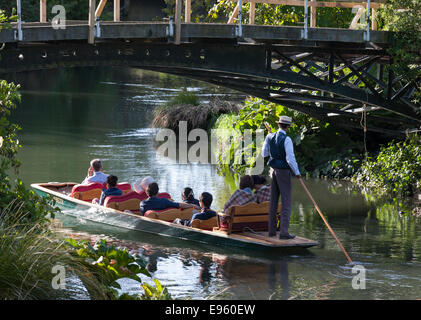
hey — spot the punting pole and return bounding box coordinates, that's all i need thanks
[263,122,353,264]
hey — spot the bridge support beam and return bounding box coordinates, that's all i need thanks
[88,0,96,44]
[175,0,182,44]
[114,0,120,22]
[185,0,191,23]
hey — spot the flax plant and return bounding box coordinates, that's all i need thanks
[0,200,108,300]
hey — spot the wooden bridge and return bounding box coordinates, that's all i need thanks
[0,0,419,136]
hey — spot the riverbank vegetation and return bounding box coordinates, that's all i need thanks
[353,135,421,198]
[213,96,365,179]
[1,75,171,299]
[212,96,420,203]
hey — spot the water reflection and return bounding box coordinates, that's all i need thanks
[7,67,421,299]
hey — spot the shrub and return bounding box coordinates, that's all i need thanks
[353,135,421,197]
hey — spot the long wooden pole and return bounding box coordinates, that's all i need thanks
[95,0,108,18]
[298,177,353,264]
[263,122,353,264]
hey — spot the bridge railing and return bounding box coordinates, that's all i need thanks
[24,0,387,44]
[179,0,386,42]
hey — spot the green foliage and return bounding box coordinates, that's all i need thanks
[141,278,172,300]
[0,7,17,30]
[66,239,172,300]
[165,87,200,107]
[353,135,421,197]
[163,0,218,22]
[378,0,421,104]
[213,97,364,178]
[208,1,353,28]
[0,80,58,224]
[0,0,115,22]
[0,201,108,300]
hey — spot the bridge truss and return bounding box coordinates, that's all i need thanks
[1,39,419,136]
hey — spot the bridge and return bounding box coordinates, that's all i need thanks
[0,0,420,136]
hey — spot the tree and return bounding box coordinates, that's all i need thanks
[378,0,421,104]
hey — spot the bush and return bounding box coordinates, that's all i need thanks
[0,80,58,223]
[213,97,364,177]
[353,135,421,197]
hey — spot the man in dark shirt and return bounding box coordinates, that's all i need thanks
[140,182,199,215]
[99,175,122,205]
[186,192,216,227]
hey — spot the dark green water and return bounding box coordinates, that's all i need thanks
[6,67,421,300]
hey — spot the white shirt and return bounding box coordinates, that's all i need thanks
[262,129,300,176]
[81,171,109,185]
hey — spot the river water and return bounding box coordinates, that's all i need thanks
[6,67,421,300]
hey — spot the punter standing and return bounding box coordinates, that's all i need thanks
[262,116,301,239]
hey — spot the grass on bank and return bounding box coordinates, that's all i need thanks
[0,199,172,300]
[152,91,240,132]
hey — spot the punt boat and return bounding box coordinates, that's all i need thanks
[31,182,319,251]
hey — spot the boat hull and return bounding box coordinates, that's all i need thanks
[32,183,319,251]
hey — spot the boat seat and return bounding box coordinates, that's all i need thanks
[116,182,132,194]
[145,207,194,222]
[215,201,282,234]
[190,216,218,231]
[104,191,173,214]
[135,190,172,200]
[71,183,104,202]
[104,191,147,213]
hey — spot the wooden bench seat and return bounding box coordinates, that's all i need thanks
[145,207,194,222]
[104,191,172,214]
[71,182,104,202]
[215,201,281,234]
[190,216,218,231]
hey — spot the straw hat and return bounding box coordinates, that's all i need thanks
[276,116,292,125]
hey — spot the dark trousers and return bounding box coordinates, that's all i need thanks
[268,168,292,236]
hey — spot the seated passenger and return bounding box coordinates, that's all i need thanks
[177,192,216,227]
[181,187,200,207]
[82,159,108,185]
[140,182,199,216]
[252,175,271,203]
[223,175,256,213]
[133,176,155,194]
[93,175,123,205]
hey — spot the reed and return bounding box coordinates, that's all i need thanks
[0,200,108,300]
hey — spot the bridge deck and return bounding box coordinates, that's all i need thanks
[0,21,389,45]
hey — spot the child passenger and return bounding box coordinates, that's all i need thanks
[93,175,123,205]
[181,187,200,207]
[175,192,216,227]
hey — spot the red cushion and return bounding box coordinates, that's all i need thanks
[71,182,104,195]
[116,182,132,191]
[103,191,148,207]
[134,190,171,198]
[157,192,171,199]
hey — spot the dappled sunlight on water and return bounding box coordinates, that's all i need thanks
[8,67,421,300]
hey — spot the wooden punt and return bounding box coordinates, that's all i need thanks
[31,182,319,251]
